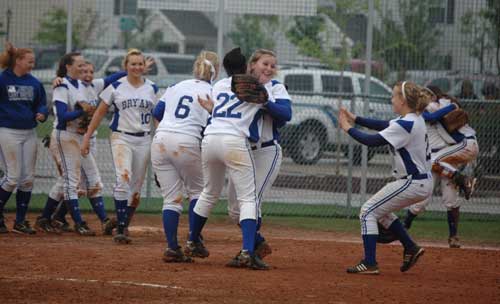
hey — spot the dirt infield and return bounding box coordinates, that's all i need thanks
[1,213,499,304]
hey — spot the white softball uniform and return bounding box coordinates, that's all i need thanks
[151,79,211,214]
[410,100,479,214]
[227,80,291,221]
[51,77,102,200]
[361,113,433,234]
[194,77,264,222]
[100,77,157,203]
[0,128,37,192]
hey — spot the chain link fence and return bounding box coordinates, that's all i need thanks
[1,0,499,220]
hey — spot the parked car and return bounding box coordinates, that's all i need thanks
[275,68,394,165]
[30,46,65,84]
[426,73,500,100]
[81,49,196,88]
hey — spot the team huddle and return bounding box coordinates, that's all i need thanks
[0,41,477,273]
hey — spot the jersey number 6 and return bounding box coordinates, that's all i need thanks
[175,95,193,119]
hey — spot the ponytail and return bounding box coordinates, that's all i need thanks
[56,52,81,77]
[193,51,219,82]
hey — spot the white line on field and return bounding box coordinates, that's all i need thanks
[0,275,183,290]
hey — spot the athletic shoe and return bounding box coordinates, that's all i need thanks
[0,218,8,233]
[74,221,96,236]
[113,233,131,244]
[226,250,270,270]
[400,245,425,272]
[35,217,59,233]
[163,247,193,263]
[52,219,74,233]
[448,236,461,248]
[346,260,380,275]
[12,221,36,235]
[255,240,272,259]
[184,240,210,258]
[102,217,117,236]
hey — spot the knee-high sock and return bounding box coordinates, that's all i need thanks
[404,210,418,229]
[126,206,136,226]
[189,210,207,242]
[114,199,128,230]
[53,200,69,222]
[66,199,83,224]
[362,234,377,266]
[389,219,416,250]
[255,217,265,245]
[188,199,197,239]
[162,210,180,249]
[447,207,460,237]
[15,190,31,223]
[0,187,13,218]
[89,197,107,222]
[41,197,59,220]
[240,219,257,255]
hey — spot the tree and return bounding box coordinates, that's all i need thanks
[483,0,500,74]
[35,7,97,49]
[460,10,494,73]
[374,0,442,74]
[228,15,279,58]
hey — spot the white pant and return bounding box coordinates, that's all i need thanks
[227,144,282,222]
[151,131,203,214]
[110,132,151,205]
[194,134,258,222]
[51,130,102,201]
[0,128,37,192]
[361,176,433,234]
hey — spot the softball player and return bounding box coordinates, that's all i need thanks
[40,52,104,236]
[339,81,432,274]
[37,62,125,234]
[82,49,158,244]
[405,87,478,248]
[151,51,219,263]
[0,42,48,234]
[226,49,292,261]
[187,47,269,269]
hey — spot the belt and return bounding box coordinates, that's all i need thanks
[431,148,441,153]
[466,136,476,140]
[401,173,429,180]
[251,140,277,150]
[116,130,151,137]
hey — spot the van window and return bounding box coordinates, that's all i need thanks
[358,79,390,96]
[160,58,194,74]
[321,75,353,93]
[284,74,313,93]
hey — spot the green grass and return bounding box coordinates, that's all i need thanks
[4,193,500,245]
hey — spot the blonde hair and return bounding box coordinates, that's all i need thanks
[395,81,430,114]
[0,42,34,70]
[122,48,145,70]
[248,49,278,78]
[193,51,219,82]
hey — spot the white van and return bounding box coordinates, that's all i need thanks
[81,49,196,88]
[275,68,394,165]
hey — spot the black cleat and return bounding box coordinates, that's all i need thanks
[12,221,36,235]
[347,260,380,275]
[226,250,270,270]
[163,247,193,263]
[184,240,210,258]
[400,245,425,272]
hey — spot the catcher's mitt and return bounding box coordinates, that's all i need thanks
[377,223,399,244]
[441,107,469,133]
[231,74,268,104]
[75,101,96,135]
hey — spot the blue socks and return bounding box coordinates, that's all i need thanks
[42,197,60,220]
[389,219,416,250]
[66,199,83,224]
[162,209,180,249]
[362,234,377,266]
[189,211,207,242]
[404,210,417,229]
[54,201,68,222]
[240,219,257,255]
[89,197,107,222]
[15,190,31,224]
[114,199,128,228]
[0,187,13,217]
[447,208,459,237]
[255,217,265,246]
[126,206,136,225]
[188,199,197,238]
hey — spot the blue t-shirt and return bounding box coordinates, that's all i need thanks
[0,69,48,129]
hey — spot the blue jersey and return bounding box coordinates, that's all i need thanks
[0,69,48,129]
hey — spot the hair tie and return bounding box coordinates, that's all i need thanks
[204,59,216,82]
[402,81,407,101]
